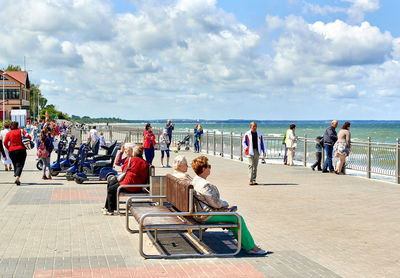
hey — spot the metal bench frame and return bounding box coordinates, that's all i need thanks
[126,188,242,259]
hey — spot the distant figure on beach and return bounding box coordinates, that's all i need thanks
[1,122,12,172]
[334,122,351,175]
[194,125,203,153]
[172,155,192,181]
[285,124,297,166]
[159,131,170,167]
[243,122,266,185]
[191,156,267,255]
[143,123,156,165]
[3,121,31,185]
[311,136,323,171]
[164,120,174,147]
[322,120,338,173]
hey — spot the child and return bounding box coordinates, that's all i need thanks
[159,131,170,167]
[99,132,106,147]
[311,136,323,171]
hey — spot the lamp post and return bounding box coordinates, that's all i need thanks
[2,71,6,125]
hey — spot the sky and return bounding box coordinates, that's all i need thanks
[1,0,399,120]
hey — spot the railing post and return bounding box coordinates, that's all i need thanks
[221,131,224,157]
[213,131,216,155]
[240,133,243,161]
[230,132,233,159]
[367,137,371,179]
[303,134,307,167]
[109,126,113,141]
[206,131,209,154]
[396,138,400,184]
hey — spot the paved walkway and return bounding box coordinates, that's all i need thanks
[0,148,399,278]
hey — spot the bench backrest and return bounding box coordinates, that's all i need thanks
[166,173,193,212]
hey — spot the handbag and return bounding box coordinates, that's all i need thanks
[117,157,131,182]
[21,130,34,150]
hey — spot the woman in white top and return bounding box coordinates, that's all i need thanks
[191,155,267,255]
[285,124,296,166]
[0,122,12,171]
[333,122,351,175]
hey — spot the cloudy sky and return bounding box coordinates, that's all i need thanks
[1,0,399,120]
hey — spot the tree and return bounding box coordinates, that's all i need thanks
[30,83,48,117]
[4,65,22,71]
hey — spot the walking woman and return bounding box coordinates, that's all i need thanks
[4,122,31,185]
[143,123,156,165]
[39,129,53,179]
[285,124,296,166]
[334,122,351,175]
[1,122,12,171]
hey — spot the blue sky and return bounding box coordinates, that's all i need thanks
[1,0,399,120]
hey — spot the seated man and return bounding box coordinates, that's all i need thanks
[103,143,149,215]
[172,155,192,181]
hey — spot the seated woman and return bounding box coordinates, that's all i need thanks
[103,143,149,215]
[191,156,267,255]
[172,155,192,181]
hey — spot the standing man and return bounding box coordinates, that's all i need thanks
[88,125,100,147]
[322,120,338,173]
[164,120,174,148]
[243,122,266,185]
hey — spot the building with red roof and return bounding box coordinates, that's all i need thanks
[0,70,30,121]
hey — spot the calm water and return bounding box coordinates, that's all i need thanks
[123,121,400,143]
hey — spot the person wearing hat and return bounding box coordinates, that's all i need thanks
[311,136,323,171]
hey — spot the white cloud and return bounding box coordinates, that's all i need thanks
[304,0,380,24]
[0,0,399,119]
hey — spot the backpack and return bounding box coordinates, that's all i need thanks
[37,142,49,158]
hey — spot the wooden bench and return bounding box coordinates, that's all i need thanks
[125,173,242,259]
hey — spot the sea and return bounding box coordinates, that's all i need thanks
[121,121,400,144]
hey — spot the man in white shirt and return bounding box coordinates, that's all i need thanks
[88,126,100,146]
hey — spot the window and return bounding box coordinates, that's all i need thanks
[0,75,8,80]
[0,89,20,99]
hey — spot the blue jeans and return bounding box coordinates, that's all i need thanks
[194,137,200,152]
[323,145,334,172]
[144,146,154,165]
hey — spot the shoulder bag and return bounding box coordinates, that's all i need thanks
[21,130,34,150]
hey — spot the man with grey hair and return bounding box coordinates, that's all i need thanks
[322,120,338,173]
[172,155,192,181]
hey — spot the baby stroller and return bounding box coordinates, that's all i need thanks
[176,135,190,151]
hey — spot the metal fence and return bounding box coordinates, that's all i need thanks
[71,126,400,184]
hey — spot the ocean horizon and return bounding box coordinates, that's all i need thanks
[115,120,400,144]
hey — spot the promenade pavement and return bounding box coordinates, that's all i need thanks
[0,148,399,278]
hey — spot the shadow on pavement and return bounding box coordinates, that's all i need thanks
[253,183,298,186]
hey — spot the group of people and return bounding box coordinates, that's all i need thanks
[0,119,73,185]
[102,139,268,255]
[316,120,352,175]
[279,120,352,174]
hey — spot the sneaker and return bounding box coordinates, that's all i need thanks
[247,248,268,255]
[42,176,48,180]
[311,166,315,171]
[47,176,52,180]
[103,210,113,215]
